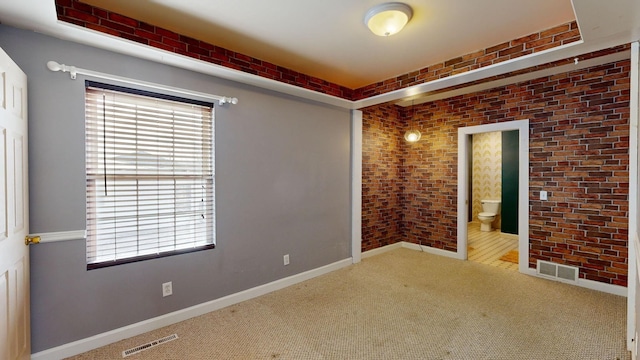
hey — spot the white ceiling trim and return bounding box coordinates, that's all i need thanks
[358,36,632,109]
[395,51,630,107]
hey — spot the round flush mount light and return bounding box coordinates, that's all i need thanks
[364,2,413,37]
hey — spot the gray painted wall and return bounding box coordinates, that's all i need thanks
[0,25,352,353]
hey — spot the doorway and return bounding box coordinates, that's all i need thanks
[466,130,518,269]
[456,120,529,273]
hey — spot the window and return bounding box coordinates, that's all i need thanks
[85,81,215,269]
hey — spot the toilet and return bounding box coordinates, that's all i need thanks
[478,199,501,232]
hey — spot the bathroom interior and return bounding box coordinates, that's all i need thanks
[468,130,519,271]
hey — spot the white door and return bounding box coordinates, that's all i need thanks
[0,47,30,359]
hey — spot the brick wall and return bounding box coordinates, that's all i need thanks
[362,104,405,251]
[400,104,459,252]
[362,59,630,286]
[529,61,630,286]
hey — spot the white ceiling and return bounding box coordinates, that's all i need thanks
[78,0,577,89]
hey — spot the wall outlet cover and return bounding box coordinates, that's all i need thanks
[162,281,173,297]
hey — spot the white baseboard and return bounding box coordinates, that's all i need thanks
[521,268,627,297]
[360,242,462,260]
[400,242,462,259]
[361,242,402,259]
[31,257,353,360]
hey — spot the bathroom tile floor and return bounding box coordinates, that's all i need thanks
[467,221,519,271]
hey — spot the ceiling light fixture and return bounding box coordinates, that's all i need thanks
[364,2,413,37]
[404,129,421,142]
[404,100,421,142]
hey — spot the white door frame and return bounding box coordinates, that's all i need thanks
[457,120,530,273]
[627,41,639,356]
[351,109,363,264]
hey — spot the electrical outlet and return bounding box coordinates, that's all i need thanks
[162,281,173,297]
[283,254,290,266]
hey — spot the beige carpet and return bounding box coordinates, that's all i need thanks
[67,248,630,359]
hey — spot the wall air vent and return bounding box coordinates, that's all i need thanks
[122,334,178,358]
[536,260,579,284]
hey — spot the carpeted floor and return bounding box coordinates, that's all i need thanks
[68,248,630,359]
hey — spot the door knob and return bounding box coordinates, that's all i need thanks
[25,235,41,246]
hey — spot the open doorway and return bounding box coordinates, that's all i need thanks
[456,120,530,273]
[466,130,518,270]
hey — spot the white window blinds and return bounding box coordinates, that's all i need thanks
[85,82,215,269]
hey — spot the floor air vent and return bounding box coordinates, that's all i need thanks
[536,260,578,283]
[122,334,178,358]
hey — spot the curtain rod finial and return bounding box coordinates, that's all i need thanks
[46,61,61,72]
[47,60,77,79]
[218,97,238,106]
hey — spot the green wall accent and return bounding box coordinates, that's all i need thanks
[501,130,519,234]
[468,136,473,222]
